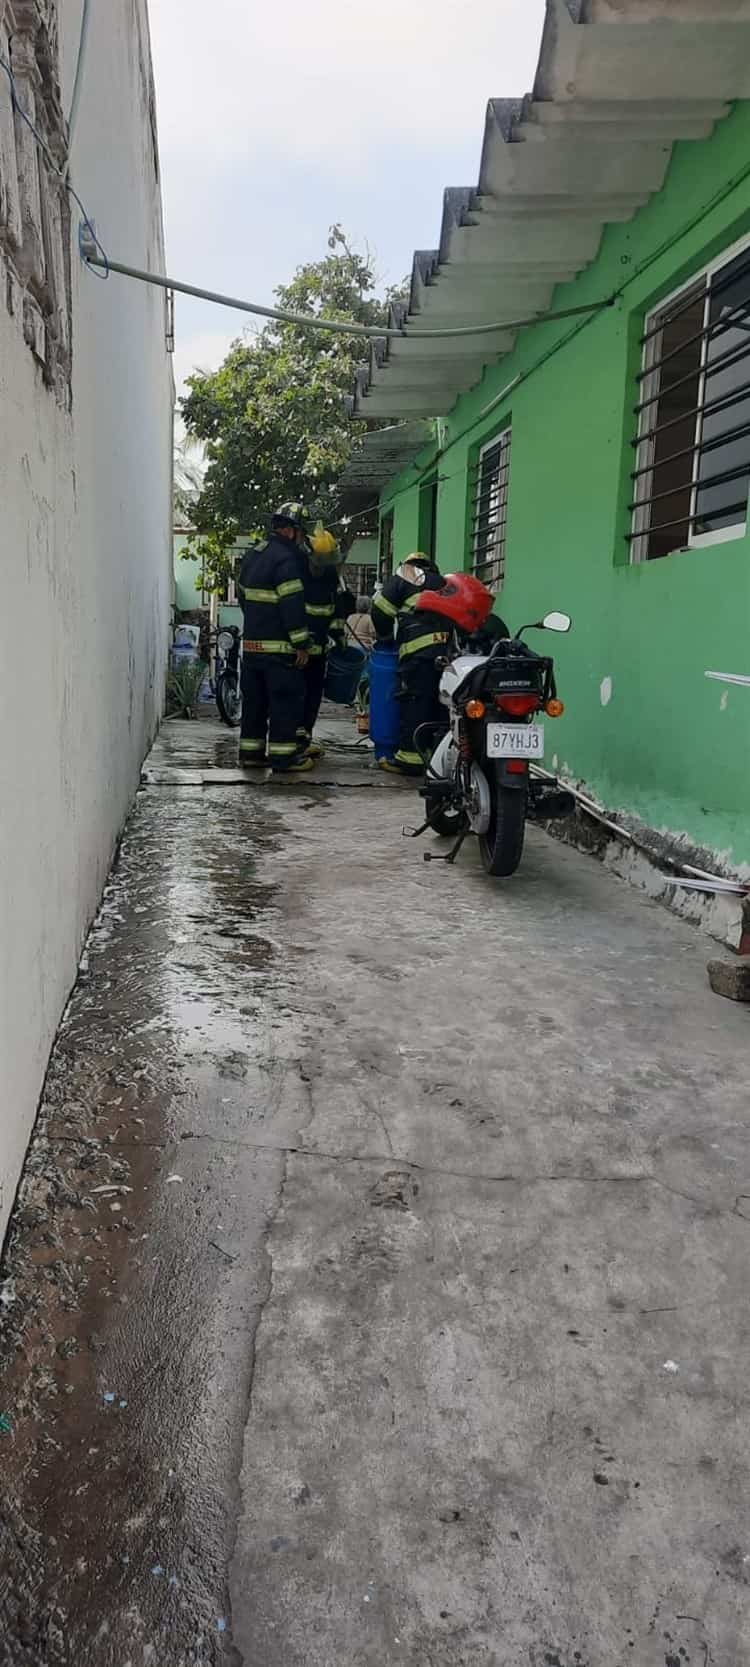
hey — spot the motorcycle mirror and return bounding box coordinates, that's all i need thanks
[541,611,572,633]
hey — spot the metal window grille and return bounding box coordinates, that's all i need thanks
[471,428,511,592]
[629,241,750,562]
[345,561,377,596]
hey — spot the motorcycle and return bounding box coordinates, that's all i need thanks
[214,626,242,728]
[412,607,575,878]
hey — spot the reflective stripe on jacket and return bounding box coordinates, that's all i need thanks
[237,536,309,656]
[302,565,356,654]
[372,572,449,661]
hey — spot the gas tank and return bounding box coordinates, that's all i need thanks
[439,653,490,708]
[369,643,400,760]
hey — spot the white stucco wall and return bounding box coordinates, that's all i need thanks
[0,0,172,1243]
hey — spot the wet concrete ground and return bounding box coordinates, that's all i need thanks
[1,712,750,1667]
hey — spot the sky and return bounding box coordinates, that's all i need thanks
[148,0,546,406]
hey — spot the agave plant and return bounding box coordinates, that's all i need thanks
[166,658,207,719]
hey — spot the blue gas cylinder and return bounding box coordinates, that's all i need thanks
[369,643,400,760]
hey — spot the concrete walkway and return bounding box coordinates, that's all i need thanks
[1,713,749,1667]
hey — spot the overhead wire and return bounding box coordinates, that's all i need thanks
[0,41,616,338]
[0,42,613,337]
[66,0,91,156]
[433,146,750,464]
[0,41,611,343]
[10,19,750,549]
[78,246,614,342]
[339,154,750,538]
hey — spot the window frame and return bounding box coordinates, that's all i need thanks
[418,474,439,562]
[631,230,750,564]
[379,511,394,581]
[470,425,512,594]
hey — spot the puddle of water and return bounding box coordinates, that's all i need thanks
[0,786,295,1665]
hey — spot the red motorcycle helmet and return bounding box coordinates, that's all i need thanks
[415,572,494,634]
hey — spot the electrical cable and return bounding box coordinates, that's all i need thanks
[78,244,613,341]
[339,141,750,520]
[66,0,91,155]
[0,50,109,277]
[2,40,611,339]
[435,148,750,462]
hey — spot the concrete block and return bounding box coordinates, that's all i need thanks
[707,957,750,1002]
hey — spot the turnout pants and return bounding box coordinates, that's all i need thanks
[396,653,445,774]
[240,653,305,768]
[300,654,327,743]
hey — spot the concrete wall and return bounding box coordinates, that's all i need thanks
[381,100,750,877]
[0,0,172,1241]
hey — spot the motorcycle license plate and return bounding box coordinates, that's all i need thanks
[486,724,544,759]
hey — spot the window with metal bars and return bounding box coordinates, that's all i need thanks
[471,427,512,591]
[630,238,750,562]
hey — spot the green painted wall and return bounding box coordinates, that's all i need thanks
[173,533,204,612]
[388,469,424,563]
[381,101,750,868]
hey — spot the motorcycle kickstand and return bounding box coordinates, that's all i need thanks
[423,824,471,866]
[403,804,459,838]
[402,818,433,839]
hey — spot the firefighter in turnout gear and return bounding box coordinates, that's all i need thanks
[298,526,356,759]
[237,503,314,773]
[371,553,450,775]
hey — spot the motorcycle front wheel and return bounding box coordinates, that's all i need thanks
[478,764,527,876]
[216,671,242,728]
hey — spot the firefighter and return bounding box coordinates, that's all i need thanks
[298,525,356,758]
[236,503,314,774]
[371,552,451,775]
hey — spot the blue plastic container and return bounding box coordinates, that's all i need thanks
[369,643,400,760]
[324,643,367,705]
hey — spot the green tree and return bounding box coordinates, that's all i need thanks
[180,227,408,538]
[173,431,206,523]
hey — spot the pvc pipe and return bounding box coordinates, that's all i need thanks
[67,0,91,153]
[79,235,613,344]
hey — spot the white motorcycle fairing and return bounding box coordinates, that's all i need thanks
[438,653,490,709]
[427,730,456,782]
[427,731,491,836]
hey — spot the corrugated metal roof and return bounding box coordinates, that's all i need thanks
[346,0,750,422]
[337,422,434,511]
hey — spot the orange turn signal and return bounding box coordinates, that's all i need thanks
[465,699,486,720]
[545,699,565,718]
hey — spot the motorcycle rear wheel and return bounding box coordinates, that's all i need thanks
[478,765,527,876]
[216,671,242,728]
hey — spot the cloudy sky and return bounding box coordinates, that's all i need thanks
[148,0,546,403]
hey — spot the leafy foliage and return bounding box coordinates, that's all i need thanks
[180,524,247,598]
[173,433,206,523]
[180,228,408,538]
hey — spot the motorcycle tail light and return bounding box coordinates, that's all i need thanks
[465,699,486,719]
[545,699,565,717]
[506,760,528,775]
[494,693,540,717]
